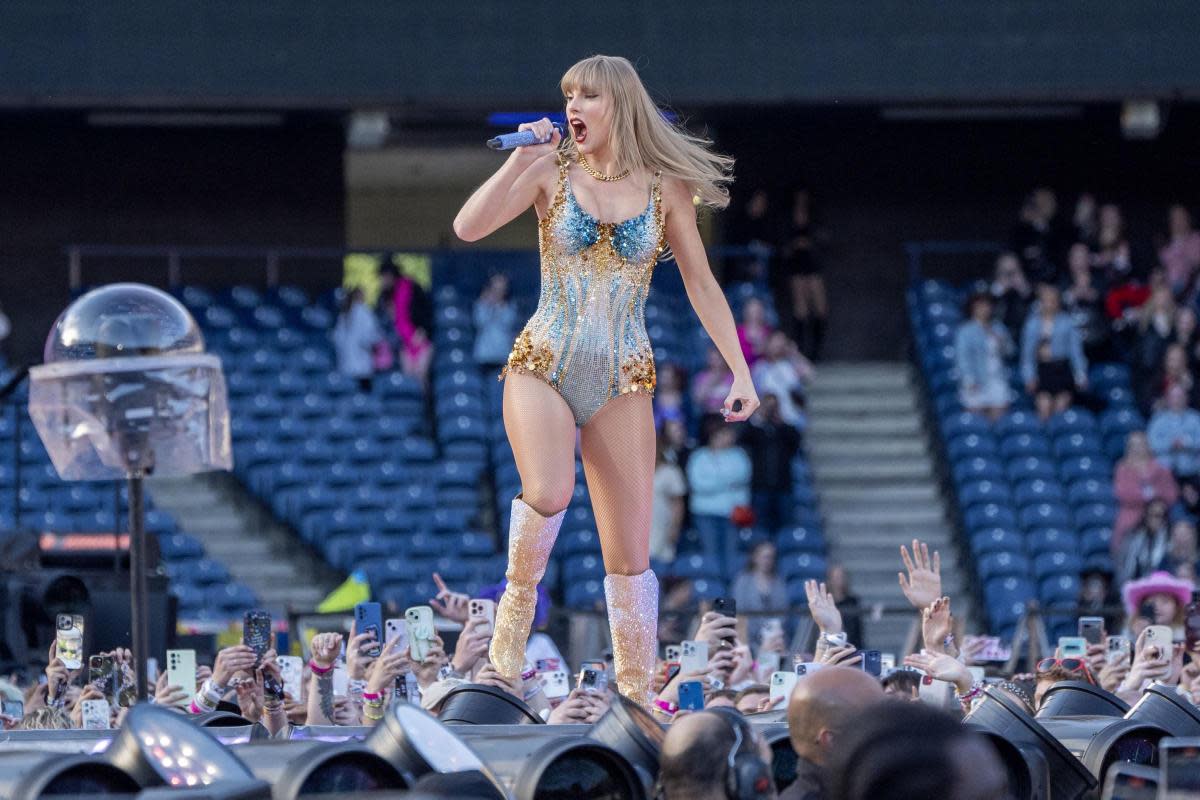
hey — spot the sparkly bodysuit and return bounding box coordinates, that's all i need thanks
[501,153,665,425]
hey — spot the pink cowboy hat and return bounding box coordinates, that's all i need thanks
[1122,571,1194,618]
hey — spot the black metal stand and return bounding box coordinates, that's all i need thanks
[128,471,150,703]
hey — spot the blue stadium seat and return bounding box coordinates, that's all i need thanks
[1033,551,1082,580]
[965,504,1019,533]
[1054,432,1104,460]
[1047,409,1097,437]
[1013,480,1065,508]
[159,533,205,560]
[947,434,999,462]
[942,412,990,440]
[1067,479,1113,508]
[1000,433,1052,461]
[563,554,606,583]
[1075,503,1115,530]
[671,553,723,580]
[994,410,1042,438]
[561,528,601,556]
[953,457,1006,485]
[1039,573,1081,606]
[565,579,606,610]
[777,552,827,581]
[1006,456,1057,483]
[1079,527,1113,558]
[960,480,1013,510]
[984,577,1034,629]
[978,552,1030,581]
[776,525,826,555]
[1060,456,1110,482]
[1019,503,1073,531]
[206,583,258,611]
[1099,408,1145,438]
[1026,528,1079,557]
[192,558,232,586]
[970,528,1023,556]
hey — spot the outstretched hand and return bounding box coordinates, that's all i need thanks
[921,596,954,655]
[430,573,470,623]
[805,579,844,635]
[721,375,760,423]
[899,539,941,609]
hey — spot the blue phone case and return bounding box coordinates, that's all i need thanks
[678,680,705,710]
[354,602,384,657]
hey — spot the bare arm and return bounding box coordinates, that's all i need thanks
[663,177,759,421]
[453,118,561,242]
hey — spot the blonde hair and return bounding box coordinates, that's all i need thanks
[559,55,733,210]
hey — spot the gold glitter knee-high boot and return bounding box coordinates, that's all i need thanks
[489,496,565,680]
[603,569,659,707]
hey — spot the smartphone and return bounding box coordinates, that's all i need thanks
[263,672,284,704]
[1162,737,1200,793]
[580,659,608,676]
[758,651,781,675]
[677,680,705,711]
[860,650,882,677]
[579,668,608,695]
[1100,763,1158,800]
[89,655,117,703]
[404,606,436,662]
[542,669,569,699]
[332,664,349,698]
[275,629,290,657]
[1106,635,1132,666]
[769,670,799,703]
[243,610,272,664]
[166,649,197,704]
[2,699,23,722]
[468,599,496,637]
[794,662,822,677]
[680,640,709,674]
[385,618,409,655]
[354,602,384,658]
[1143,625,1174,658]
[145,657,159,687]
[1058,636,1088,657]
[81,698,110,730]
[880,653,896,671]
[55,613,84,670]
[278,655,303,699]
[712,597,737,648]
[1079,616,1105,646]
[117,664,137,708]
[664,645,681,663]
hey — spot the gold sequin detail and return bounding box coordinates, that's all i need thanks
[604,569,659,708]
[620,350,657,394]
[500,329,554,381]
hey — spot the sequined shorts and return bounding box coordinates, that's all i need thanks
[501,329,655,426]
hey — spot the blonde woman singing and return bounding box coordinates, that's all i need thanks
[454,54,758,706]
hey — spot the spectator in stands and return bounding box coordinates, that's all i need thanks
[399,326,433,389]
[1072,192,1099,250]
[737,297,773,367]
[660,417,692,470]
[472,273,518,372]
[654,363,688,429]
[687,424,752,567]
[781,666,884,800]
[1132,286,1178,408]
[1062,242,1111,361]
[954,292,1014,421]
[650,432,688,564]
[658,710,772,800]
[1163,519,1199,580]
[732,541,788,642]
[1118,499,1170,584]
[1079,562,1121,634]
[1173,306,1200,368]
[990,252,1032,336]
[692,345,736,424]
[727,187,775,284]
[332,288,384,392]
[1020,282,1088,419]
[1148,384,1200,508]
[828,702,1008,800]
[752,331,812,430]
[1113,430,1179,551]
[1092,203,1133,284]
[1160,204,1200,297]
[1011,188,1061,284]
[1121,570,1191,639]
[826,564,864,650]
[779,189,828,361]
[377,263,433,382]
[740,393,802,531]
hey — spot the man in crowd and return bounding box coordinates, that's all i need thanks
[659,709,776,800]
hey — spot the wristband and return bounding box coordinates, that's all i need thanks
[955,681,983,702]
[653,699,678,716]
[309,660,333,675]
[362,691,382,702]
[363,707,385,721]
[521,666,538,682]
[349,678,368,694]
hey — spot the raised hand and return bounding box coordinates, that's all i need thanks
[692,611,737,650]
[212,645,258,688]
[805,579,844,635]
[899,539,942,609]
[921,596,953,655]
[366,636,412,696]
[345,624,377,681]
[512,117,562,162]
[904,649,972,694]
[310,633,343,671]
[429,573,470,623]
[816,644,861,668]
[475,662,522,699]
[153,671,188,707]
[451,617,492,676]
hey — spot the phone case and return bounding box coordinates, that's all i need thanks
[243,610,272,660]
[55,614,84,670]
[678,681,705,710]
[89,656,116,702]
[769,671,798,702]
[166,649,197,703]
[81,699,110,730]
[1058,636,1087,657]
[543,670,570,699]
[679,640,709,674]
[860,650,882,676]
[2,700,23,721]
[332,665,349,697]
[385,618,409,654]
[405,606,435,662]
[355,602,384,658]
[664,645,681,662]
[278,655,303,699]
[469,599,496,636]
[1106,636,1132,665]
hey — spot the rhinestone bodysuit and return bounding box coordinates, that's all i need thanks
[501,153,665,426]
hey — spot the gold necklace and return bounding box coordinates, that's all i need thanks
[577,154,630,182]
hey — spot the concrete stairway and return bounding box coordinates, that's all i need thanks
[806,362,968,655]
[149,473,340,613]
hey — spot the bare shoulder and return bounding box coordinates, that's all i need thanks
[659,175,694,215]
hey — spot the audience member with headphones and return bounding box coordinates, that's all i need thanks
[658,707,776,800]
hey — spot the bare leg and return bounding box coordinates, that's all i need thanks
[488,373,577,679]
[1035,391,1053,420]
[581,392,658,705]
[1054,392,1073,415]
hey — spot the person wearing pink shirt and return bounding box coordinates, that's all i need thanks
[1113,430,1179,553]
[1160,204,1200,296]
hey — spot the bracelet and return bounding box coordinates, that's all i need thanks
[362,691,382,702]
[309,660,333,675]
[524,683,544,701]
[363,707,385,721]
[653,699,678,716]
[955,681,983,702]
[521,666,538,682]
[349,678,367,694]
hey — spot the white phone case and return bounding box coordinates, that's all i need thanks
[165,649,197,704]
[469,599,496,637]
[81,699,110,730]
[405,607,435,662]
[278,656,303,699]
[385,618,408,653]
[679,640,709,674]
[542,669,570,699]
[664,645,681,663]
[769,671,799,702]
[332,665,349,698]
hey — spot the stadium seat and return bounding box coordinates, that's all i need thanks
[1026,528,1079,557]
[970,528,1023,556]
[1013,479,1065,508]
[978,552,1030,581]
[1019,503,1073,531]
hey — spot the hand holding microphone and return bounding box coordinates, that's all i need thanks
[489,117,563,154]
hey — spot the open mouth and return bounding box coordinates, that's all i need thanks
[570,118,587,144]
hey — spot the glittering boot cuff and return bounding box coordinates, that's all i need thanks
[604,569,659,708]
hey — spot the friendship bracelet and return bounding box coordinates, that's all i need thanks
[653,699,678,716]
[362,691,382,702]
[309,660,333,675]
[955,682,983,703]
[363,707,385,721]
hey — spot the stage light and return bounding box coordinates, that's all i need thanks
[234,740,410,798]
[586,694,664,790]
[466,732,645,800]
[1036,680,1129,718]
[436,683,544,725]
[1126,683,1200,737]
[106,703,257,790]
[965,726,1050,800]
[964,686,1096,799]
[1036,717,1168,785]
[365,701,504,797]
[0,751,139,799]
